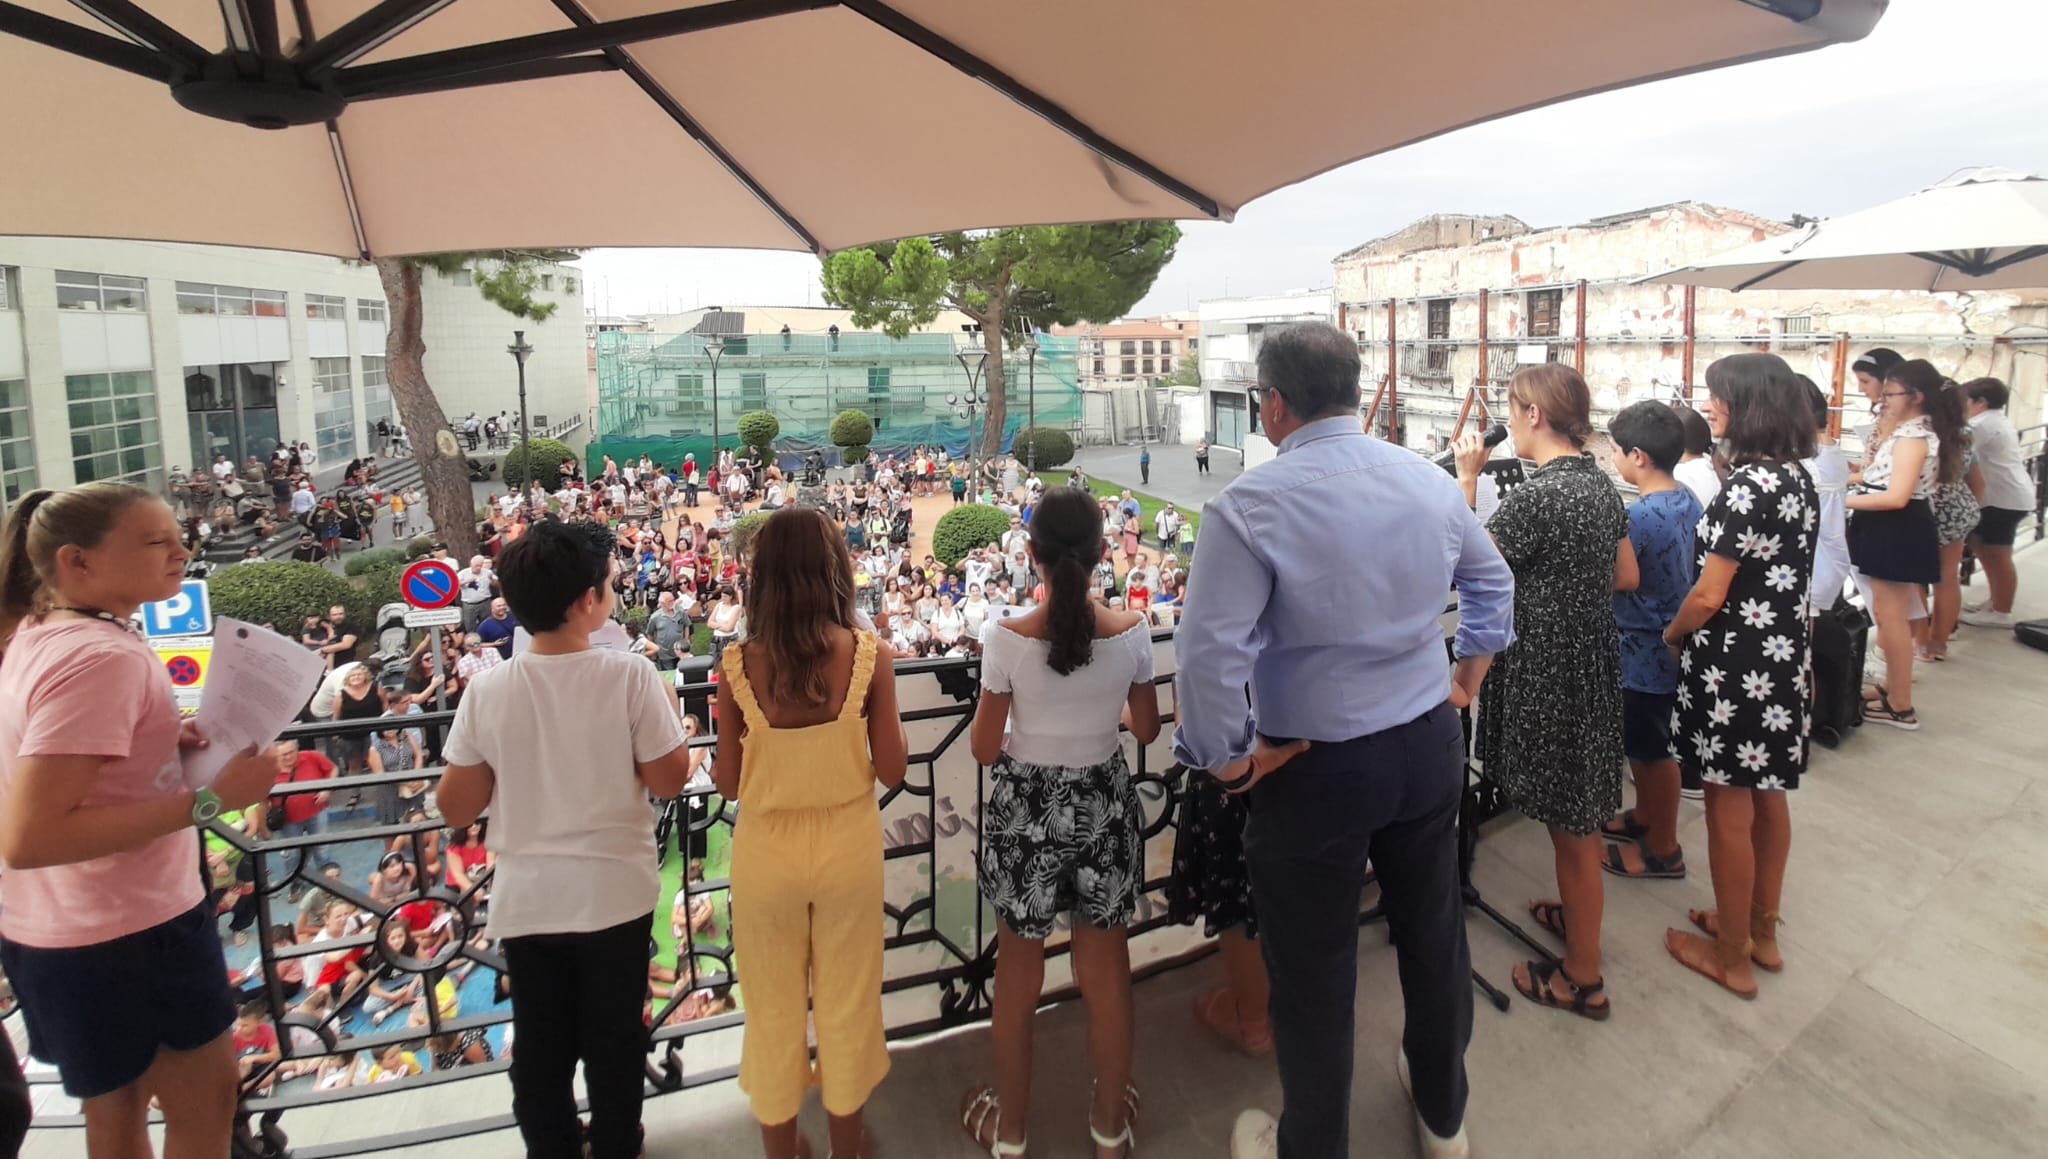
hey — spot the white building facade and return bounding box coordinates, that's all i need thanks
[1194,289,1335,468]
[0,239,584,503]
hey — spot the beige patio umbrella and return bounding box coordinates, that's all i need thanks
[1,0,1885,258]
[1644,167,2048,292]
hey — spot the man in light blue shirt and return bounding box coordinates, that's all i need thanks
[1176,323,1513,1159]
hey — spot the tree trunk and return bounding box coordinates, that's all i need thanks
[979,318,1008,460]
[376,257,479,560]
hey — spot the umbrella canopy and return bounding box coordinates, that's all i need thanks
[1644,168,2048,293]
[1,0,1885,258]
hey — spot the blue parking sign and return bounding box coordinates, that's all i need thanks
[142,580,213,639]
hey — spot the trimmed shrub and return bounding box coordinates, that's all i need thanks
[1010,426,1075,471]
[692,622,714,656]
[405,534,436,559]
[830,409,874,466]
[737,411,780,459]
[621,605,651,634]
[343,546,408,576]
[499,436,573,491]
[210,562,356,638]
[349,562,406,641]
[729,510,772,561]
[932,504,1012,567]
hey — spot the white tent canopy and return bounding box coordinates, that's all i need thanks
[1644,167,2048,293]
[0,0,1886,258]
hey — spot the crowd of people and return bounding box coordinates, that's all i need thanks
[0,319,2034,1159]
[169,439,424,568]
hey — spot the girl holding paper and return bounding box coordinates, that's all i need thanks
[0,482,280,1158]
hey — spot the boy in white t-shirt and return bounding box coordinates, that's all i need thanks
[437,522,693,1158]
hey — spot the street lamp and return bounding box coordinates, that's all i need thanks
[950,345,988,491]
[507,329,534,515]
[1023,336,1040,475]
[705,336,726,461]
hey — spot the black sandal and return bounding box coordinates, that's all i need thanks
[1528,900,1567,941]
[1599,810,1649,843]
[1514,958,1610,1021]
[1862,690,1920,731]
[1601,838,1686,880]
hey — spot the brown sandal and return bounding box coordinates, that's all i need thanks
[1512,958,1610,1021]
[1665,928,1759,999]
[1194,987,1274,1058]
[1690,908,1784,972]
[1528,899,1567,941]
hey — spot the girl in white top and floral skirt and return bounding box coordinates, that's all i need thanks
[960,489,1160,1159]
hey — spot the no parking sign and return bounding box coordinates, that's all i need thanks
[150,637,212,714]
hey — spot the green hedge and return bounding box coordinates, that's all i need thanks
[621,605,650,634]
[210,562,356,638]
[349,563,405,638]
[737,411,780,458]
[1011,426,1076,471]
[343,546,408,576]
[932,504,1012,567]
[500,436,574,491]
[729,510,772,561]
[405,534,437,559]
[830,409,874,465]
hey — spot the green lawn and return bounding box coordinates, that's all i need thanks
[1085,478,1201,556]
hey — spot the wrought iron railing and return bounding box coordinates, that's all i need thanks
[15,635,1200,1158]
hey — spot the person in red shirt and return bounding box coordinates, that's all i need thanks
[268,740,335,889]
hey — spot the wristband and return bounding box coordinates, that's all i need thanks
[1213,764,1256,793]
[192,787,224,825]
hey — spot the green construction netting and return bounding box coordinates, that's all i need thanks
[589,331,1080,470]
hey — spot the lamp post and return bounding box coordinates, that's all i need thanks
[950,345,988,494]
[507,329,534,515]
[705,336,726,462]
[1023,336,1040,475]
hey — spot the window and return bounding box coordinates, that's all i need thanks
[1526,289,1562,339]
[1142,359,1155,375]
[65,371,161,488]
[56,271,146,312]
[1161,358,1174,375]
[1121,358,1136,376]
[0,267,16,311]
[185,363,281,465]
[541,275,554,291]
[305,294,347,320]
[176,283,286,317]
[358,299,388,324]
[565,277,579,295]
[453,270,473,287]
[740,373,768,413]
[1777,315,1813,335]
[672,373,706,418]
[1426,298,1452,371]
[1160,340,1174,355]
[312,357,356,459]
[867,366,891,414]
[362,355,392,429]
[1120,340,1136,356]
[1142,340,1155,356]
[0,378,37,502]
[1093,359,1104,376]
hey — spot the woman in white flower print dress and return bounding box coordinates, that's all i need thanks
[960,488,1159,1159]
[1663,354,1818,1001]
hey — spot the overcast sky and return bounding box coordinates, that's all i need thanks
[573,0,2048,319]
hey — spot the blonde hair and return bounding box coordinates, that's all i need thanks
[1508,364,1595,447]
[0,482,159,654]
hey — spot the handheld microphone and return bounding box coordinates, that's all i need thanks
[1432,424,1508,474]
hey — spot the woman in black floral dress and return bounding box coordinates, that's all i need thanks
[1458,364,1632,1021]
[1664,354,1818,1000]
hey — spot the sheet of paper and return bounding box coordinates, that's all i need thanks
[181,617,328,790]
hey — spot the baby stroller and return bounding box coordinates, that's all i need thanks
[366,602,413,696]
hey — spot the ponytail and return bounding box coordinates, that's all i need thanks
[0,490,58,654]
[1028,488,1106,676]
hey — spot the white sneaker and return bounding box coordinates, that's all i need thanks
[1396,1050,1472,1158]
[1229,1109,1277,1159]
[1962,597,1991,614]
[1959,608,2014,629]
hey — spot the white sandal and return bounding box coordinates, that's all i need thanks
[961,1087,1027,1157]
[1088,1081,1141,1156]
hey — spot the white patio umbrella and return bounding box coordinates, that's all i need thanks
[0,0,1885,258]
[1644,168,2048,292]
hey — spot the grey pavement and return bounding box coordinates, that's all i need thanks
[1070,442,1239,512]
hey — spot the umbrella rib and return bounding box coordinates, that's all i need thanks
[296,0,458,73]
[65,0,208,64]
[1733,260,1804,292]
[840,0,1221,219]
[546,0,823,254]
[326,121,373,260]
[340,52,617,100]
[0,1,177,81]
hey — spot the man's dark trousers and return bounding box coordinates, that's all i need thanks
[1243,700,1473,1159]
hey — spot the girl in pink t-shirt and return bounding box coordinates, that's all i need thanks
[0,483,277,1155]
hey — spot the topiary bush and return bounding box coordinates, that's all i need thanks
[343,546,408,576]
[500,436,573,491]
[830,409,874,466]
[737,411,780,460]
[406,534,436,559]
[691,622,714,656]
[621,605,651,634]
[1010,426,1075,471]
[210,562,356,637]
[349,562,406,640]
[729,510,772,561]
[932,504,1012,567]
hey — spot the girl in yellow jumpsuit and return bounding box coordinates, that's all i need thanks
[713,508,908,1159]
